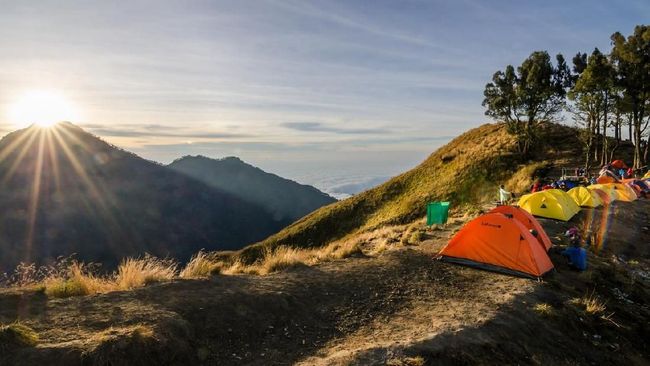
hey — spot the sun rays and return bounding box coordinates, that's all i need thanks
[0,123,120,263]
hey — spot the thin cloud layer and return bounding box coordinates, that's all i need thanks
[281,122,389,135]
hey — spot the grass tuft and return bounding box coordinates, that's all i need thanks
[533,303,555,317]
[258,247,311,274]
[114,255,177,290]
[387,356,426,366]
[180,251,222,279]
[570,290,607,315]
[0,323,39,351]
[44,262,108,298]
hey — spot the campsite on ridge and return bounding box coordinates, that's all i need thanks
[1,2,650,365]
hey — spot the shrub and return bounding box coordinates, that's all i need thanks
[0,323,39,351]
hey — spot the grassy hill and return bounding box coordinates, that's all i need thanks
[0,123,289,271]
[168,155,335,222]
[237,122,588,262]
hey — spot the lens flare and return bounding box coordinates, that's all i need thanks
[7,90,81,128]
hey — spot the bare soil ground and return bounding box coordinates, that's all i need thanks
[1,201,649,366]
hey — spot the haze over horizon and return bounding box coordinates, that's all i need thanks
[1,0,648,194]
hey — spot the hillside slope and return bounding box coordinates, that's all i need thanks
[2,199,648,365]
[0,123,287,271]
[168,155,335,222]
[238,122,583,261]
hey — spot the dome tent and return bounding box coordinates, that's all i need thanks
[567,186,602,208]
[438,212,554,278]
[517,189,581,221]
[489,205,552,251]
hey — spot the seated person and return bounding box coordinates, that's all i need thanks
[562,228,587,271]
[562,245,587,271]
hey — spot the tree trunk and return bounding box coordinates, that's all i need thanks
[633,115,642,169]
[601,92,608,165]
[593,118,600,162]
[629,117,633,141]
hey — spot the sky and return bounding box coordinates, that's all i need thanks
[0,0,648,196]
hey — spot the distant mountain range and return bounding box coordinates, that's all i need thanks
[0,123,333,271]
[168,156,335,222]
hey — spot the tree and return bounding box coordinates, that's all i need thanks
[568,48,615,169]
[483,51,569,155]
[610,25,650,169]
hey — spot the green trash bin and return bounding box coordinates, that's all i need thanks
[427,202,450,225]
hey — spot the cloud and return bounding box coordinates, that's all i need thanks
[281,122,389,135]
[83,123,250,139]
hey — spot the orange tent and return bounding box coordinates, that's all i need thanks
[597,175,616,184]
[611,160,628,169]
[489,205,552,251]
[438,213,554,278]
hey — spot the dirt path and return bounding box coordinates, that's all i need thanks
[2,201,650,365]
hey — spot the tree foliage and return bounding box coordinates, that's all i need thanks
[568,48,615,168]
[610,25,650,169]
[482,51,570,155]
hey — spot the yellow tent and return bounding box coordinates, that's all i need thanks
[589,183,636,202]
[588,184,619,202]
[567,186,602,207]
[593,183,636,202]
[517,189,581,221]
[644,171,650,179]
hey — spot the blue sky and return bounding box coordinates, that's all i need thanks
[0,0,648,194]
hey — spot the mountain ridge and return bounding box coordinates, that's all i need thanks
[234,122,591,262]
[0,123,293,270]
[168,155,336,222]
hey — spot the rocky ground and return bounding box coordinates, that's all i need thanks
[1,200,649,366]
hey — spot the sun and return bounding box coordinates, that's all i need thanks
[7,90,81,128]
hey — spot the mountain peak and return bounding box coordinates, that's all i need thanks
[169,155,335,222]
[0,123,287,271]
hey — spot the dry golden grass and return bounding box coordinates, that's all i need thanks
[114,256,177,290]
[533,303,555,317]
[258,247,311,274]
[0,323,39,351]
[387,356,426,366]
[505,161,548,194]
[44,262,110,298]
[570,290,607,315]
[88,324,158,365]
[179,251,223,279]
[35,256,177,298]
[219,239,363,275]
